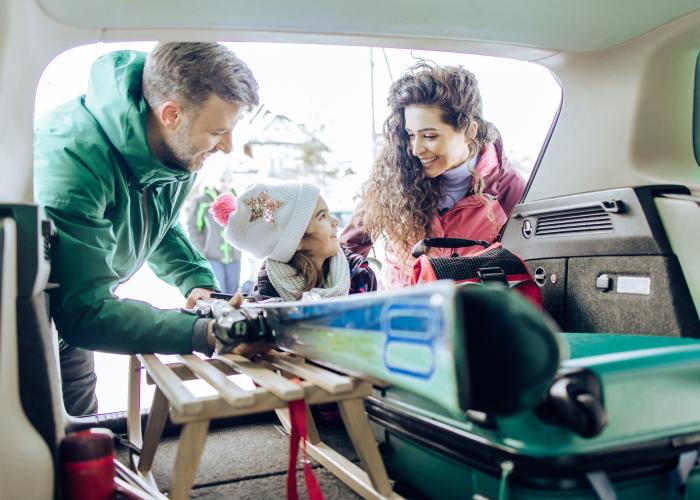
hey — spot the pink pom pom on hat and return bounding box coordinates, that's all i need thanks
[210,192,237,227]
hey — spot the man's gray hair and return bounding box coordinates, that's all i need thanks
[143,42,259,111]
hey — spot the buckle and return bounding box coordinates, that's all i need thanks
[477,266,507,286]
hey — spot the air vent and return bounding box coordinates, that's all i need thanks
[535,206,613,237]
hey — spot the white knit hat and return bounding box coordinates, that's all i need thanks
[210,180,320,262]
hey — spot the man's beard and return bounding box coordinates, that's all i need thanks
[161,118,200,172]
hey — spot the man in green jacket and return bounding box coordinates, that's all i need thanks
[34,42,259,415]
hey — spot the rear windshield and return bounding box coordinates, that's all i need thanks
[36,41,561,413]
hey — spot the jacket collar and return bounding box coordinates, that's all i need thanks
[473,142,507,198]
[474,142,500,180]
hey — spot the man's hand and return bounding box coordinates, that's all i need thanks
[185,288,217,309]
[232,342,274,357]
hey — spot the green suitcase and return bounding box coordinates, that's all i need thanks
[368,331,700,499]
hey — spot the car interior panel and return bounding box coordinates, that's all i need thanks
[3,1,700,498]
[501,186,700,336]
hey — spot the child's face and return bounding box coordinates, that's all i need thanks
[299,196,340,260]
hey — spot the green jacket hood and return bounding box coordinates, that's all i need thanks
[84,50,191,188]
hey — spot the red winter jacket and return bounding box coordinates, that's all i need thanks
[340,141,525,288]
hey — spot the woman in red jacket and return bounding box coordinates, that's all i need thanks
[340,62,526,288]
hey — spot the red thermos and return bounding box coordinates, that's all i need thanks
[60,428,116,500]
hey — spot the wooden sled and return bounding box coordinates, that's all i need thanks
[126,351,402,500]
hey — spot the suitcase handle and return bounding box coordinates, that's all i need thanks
[411,237,490,258]
[535,368,608,438]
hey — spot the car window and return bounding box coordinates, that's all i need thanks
[35,41,561,413]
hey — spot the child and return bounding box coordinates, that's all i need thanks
[210,180,376,301]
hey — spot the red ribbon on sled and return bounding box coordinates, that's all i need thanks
[287,398,324,500]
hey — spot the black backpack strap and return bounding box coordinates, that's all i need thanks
[411,238,490,258]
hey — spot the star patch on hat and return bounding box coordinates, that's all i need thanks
[244,190,285,224]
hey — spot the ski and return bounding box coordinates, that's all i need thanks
[236,281,468,417]
[201,280,561,418]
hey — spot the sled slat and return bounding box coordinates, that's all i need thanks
[218,354,305,401]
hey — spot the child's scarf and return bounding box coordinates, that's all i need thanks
[265,248,351,302]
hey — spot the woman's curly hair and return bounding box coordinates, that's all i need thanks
[359,62,501,263]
